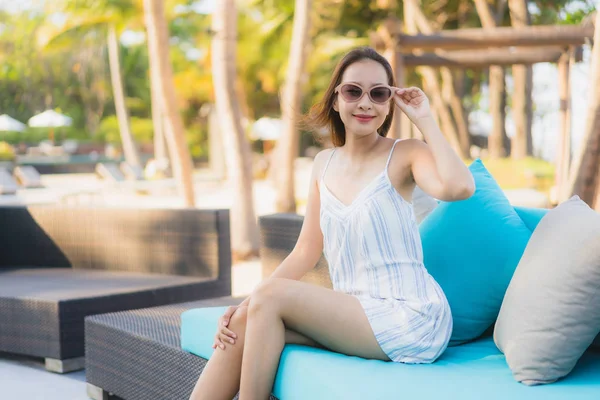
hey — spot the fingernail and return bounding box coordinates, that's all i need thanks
[232,333,237,339]
[230,339,235,344]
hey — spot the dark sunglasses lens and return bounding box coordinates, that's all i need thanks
[341,84,363,101]
[370,87,391,103]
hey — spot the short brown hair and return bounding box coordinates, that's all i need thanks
[304,47,396,147]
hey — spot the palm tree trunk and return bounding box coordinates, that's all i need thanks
[107,24,141,168]
[474,0,508,159]
[212,0,259,258]
[441,67,471,157]
[143,0,195,206]
[568,10,600,209]
[379,1,404,140]
[149,55,169,166]
[275,0,312,213]
[508,0,534,160]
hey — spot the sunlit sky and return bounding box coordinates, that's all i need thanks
[0,0,218,14]
[0,0,38,14]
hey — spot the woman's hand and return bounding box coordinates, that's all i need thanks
[212,305,239,350]
[393,87,432,124]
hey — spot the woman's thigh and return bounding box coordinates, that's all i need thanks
[250,278,389,361]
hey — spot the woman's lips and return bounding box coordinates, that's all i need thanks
[354,115,375,122]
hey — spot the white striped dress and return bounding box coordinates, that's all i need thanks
[319,139,453,363]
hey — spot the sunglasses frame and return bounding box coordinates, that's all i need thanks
[334,82,397,105]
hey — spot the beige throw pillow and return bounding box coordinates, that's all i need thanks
[494,196,600,385]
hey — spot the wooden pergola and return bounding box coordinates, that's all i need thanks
[372,15,599,210]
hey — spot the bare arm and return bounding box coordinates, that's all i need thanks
[394,87,475,201]
[239,150,328,307]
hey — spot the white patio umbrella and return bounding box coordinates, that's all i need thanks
[250,117,283,141]
[28,110,73,128]
[0,114,27,132]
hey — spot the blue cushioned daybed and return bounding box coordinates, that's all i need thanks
[181,160,600,399]
[181,307,600,400]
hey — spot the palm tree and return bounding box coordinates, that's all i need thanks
[148,46,169,170]
[40,1,142,169]
[275,0,313,213]
[568,10,600,209]
[143,0,195,207]
[399,0,462,156]
[212,0,259,259]
[107,23,142,169]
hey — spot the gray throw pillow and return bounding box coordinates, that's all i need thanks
[493,195,600,385]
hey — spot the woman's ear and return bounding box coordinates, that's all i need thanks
[333,98,339,112]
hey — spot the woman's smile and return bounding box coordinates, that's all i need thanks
[353,114,376,123]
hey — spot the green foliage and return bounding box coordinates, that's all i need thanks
[97,115,154,144]
[0,0,595,162]
[186,124,208,161]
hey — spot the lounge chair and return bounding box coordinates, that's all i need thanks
[96,163,126,182]
[13,165,44,188]
[0,205,231,373]
[0,167,18,195]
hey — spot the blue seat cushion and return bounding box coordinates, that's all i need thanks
[418,159,534,345]
[181,307,600,400]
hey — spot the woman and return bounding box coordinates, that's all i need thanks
[190,46,475,400]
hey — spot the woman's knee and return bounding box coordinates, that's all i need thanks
[228,306,249,331]
[249,278,287,314]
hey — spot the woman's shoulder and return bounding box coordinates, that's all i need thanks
[390,138,428,160]
[311,148,336,181]
[313,147,335,167]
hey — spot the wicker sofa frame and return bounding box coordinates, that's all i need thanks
[0,205,231,373]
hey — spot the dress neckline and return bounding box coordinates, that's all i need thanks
[320,168,413,212]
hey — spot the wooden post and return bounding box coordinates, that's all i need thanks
[509,0,534,160]
[474,0,508,159]
[401,47,574,67]
[397,24,595,51]
[555,50,572,204]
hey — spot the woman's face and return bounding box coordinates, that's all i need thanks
[333,59,391,139]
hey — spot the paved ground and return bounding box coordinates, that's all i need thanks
[0,353,87,400]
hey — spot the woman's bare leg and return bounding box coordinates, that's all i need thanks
[239,278,388,400]
[189,306,320,400]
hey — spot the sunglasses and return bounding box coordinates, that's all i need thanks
[334,83,396,105]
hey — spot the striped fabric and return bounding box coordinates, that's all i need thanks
[319,139,452,363]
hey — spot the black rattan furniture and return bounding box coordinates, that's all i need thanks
[85,297,277,400]
[0,205,231,373]
[84,213,323,400]
[259,213,332,288]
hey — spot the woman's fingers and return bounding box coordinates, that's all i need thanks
[220,326,237,342]
[221,306,238,327]
[213,334,226,350]
[220,331,236,345]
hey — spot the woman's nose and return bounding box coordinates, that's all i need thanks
[357,93,372,109]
